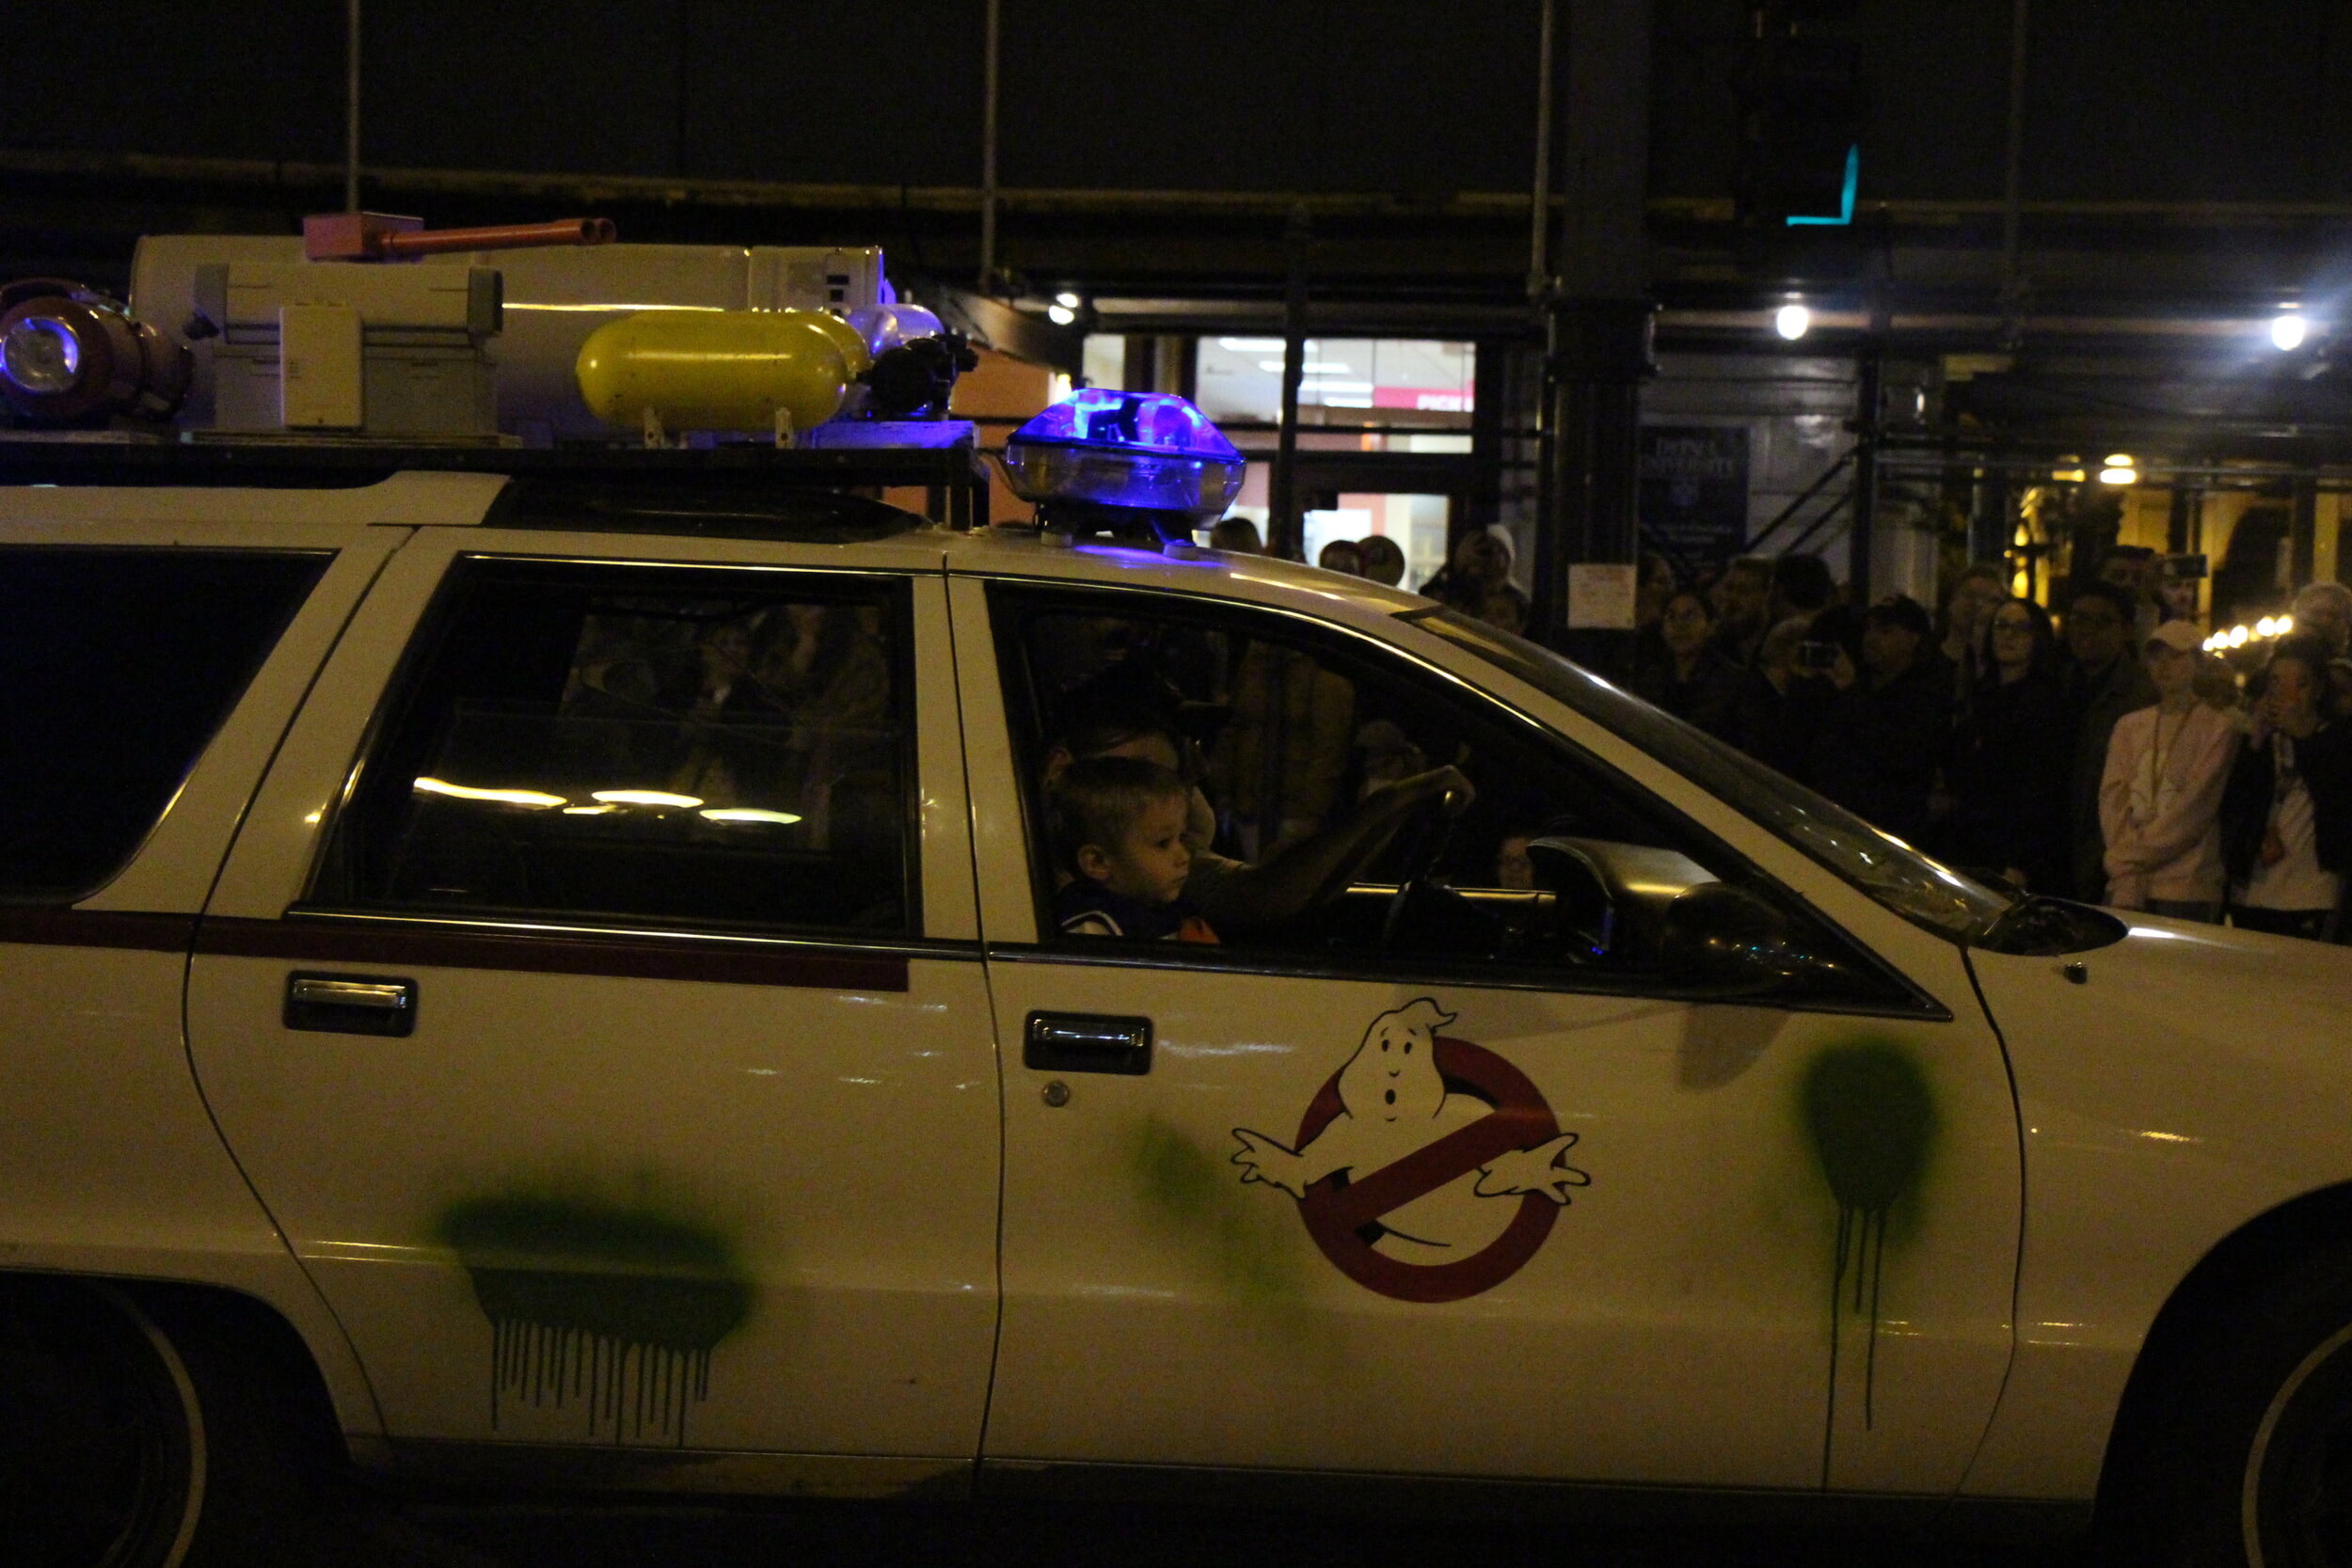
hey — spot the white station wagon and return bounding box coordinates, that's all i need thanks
[4,452,2350,1568]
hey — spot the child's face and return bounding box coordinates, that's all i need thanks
[1080,792,1192,905]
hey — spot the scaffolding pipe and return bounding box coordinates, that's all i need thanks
[1527,0,1556,302]
[344,0,361,212]
[1999,0,2030,344]
[978,0,1001,291]
[1269,205,1312,562]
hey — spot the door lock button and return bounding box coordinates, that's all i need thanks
[1041,1080,1072,1108]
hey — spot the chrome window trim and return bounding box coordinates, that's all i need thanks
[309,552,931,940]
[279,904,984,962]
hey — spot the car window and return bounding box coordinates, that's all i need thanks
[1406,606,2013,944]
[0,546,327,903]
[319,559,916,936]
[992,584,1879,994]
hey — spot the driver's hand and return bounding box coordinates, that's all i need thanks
[1409,765,1475,817]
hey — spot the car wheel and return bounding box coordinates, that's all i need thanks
[2243,1314,2352,1567]
[2113,1244,2352,1568]
[0,1280,204,1568]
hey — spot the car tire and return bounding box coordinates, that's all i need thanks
[2107,1241,2352,1568]
[0,1278,206,1568]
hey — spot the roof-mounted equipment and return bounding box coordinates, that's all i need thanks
[1002,389,1245,549]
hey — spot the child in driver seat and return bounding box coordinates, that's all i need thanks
[1050,755,1219,942]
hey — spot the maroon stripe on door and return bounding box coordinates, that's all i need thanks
[0,908,199,953]
[195,916,911,992]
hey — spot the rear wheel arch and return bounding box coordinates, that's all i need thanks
[0,1272,351,1567]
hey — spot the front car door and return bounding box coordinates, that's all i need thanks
[952,564,2021,1497]
[188,516,997,1493]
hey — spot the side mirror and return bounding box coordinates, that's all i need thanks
[1660,882,1839,996]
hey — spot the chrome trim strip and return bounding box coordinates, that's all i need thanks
[280,905,984,961]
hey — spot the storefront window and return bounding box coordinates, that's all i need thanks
[1194,338,1474,424]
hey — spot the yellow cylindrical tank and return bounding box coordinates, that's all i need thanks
[575,309,852,435]
[799,310,873,380]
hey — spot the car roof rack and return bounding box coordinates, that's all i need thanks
[0,436,990,531]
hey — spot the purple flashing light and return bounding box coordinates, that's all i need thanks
[1001,389,1246,518]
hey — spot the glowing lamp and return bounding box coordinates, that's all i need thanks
[1773,304,1811,341]
[0,278,190,424]
[2273,311,2308,351]
[1001,390,1246,522]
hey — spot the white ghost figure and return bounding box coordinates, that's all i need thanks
[1232,999,1587,1259]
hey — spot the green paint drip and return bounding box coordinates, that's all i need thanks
[435,1193,754,1446]
[1124,1117,1301,1310]
[1800,1041,1933,1463]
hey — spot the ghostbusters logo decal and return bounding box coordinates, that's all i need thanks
[1232,1000,1588,1303]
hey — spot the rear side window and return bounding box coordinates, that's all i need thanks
[318,559,918,937]
[0,546,326,902]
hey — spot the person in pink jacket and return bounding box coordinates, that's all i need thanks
[2100,620,2239,920]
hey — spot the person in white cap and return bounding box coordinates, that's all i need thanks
[2098,619,2238,921]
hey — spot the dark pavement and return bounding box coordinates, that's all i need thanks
[311,1494,2086,1568]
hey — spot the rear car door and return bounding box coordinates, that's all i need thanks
[954,572,2021,1496]
[187,515,997,1492]
[0,509,398,1400]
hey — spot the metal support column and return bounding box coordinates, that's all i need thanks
[2167,484,2197,556]
[1534,0,1654,647]
[2293,476,2319,588]
[1851,354,1881,600]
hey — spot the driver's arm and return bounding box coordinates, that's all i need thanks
[1190,766,1473,933]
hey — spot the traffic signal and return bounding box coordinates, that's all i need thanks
[1736,4,1865,229]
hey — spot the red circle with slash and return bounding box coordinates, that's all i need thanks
[1294,1036,1562,1304]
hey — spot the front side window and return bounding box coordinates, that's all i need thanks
[0,546,326,902]
[1406,606,2014,944]
[993,584,1886,997]
[321,560,915,936]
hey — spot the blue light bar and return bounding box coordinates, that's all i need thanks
[1001,390,1245,518]
[1787,145,1860,227]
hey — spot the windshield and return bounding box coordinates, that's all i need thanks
[1406,606,2016,943]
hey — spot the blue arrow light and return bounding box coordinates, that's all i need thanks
[1787,145,1859,227]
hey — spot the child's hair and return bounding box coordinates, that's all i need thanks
[1049,754,1186,878]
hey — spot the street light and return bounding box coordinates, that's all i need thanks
[1773,303,1811,341]
[2273,309,2308,351]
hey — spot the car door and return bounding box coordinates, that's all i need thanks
[187,520,998,1492]
[953,572,2020,1496]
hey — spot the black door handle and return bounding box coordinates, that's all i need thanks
[1025,1012,1152,1075]
[285,973,418,1037]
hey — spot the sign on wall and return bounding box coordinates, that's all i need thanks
[1639,425,1752,570]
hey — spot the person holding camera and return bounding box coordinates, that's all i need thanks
[1728,615,1818,778]
[1806,595,1953,850]
[1942,595,2074,895]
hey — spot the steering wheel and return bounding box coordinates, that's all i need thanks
[1378,790,1460,955]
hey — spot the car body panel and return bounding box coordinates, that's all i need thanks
[0,506,413,1444]
[186,525,1001,1460]
[1963,914,2352,1498]
[947,556,2022,1495]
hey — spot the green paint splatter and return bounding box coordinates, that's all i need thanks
[1124,1116,1302,1314]
[1800,1041,1933,1456]
[433,1189,754,1446]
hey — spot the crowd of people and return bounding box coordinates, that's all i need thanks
[1194,515,2352,942]
[1620,546,2352,941]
